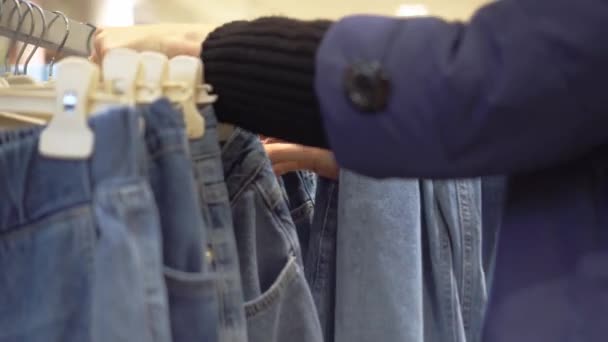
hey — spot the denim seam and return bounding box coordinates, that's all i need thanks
[254,181,300,255]
[437,188,457,341]
[297,171,315,203]
[147,144,189,160]
[457,180,475,337]
[248,171,301,255]
[229,162,266,205]
[290,201,314,222]
[192,151,221,163]
[310,182,337,290]
[0,202,91,237]
[243,256,299,318]
[442,235,457,341]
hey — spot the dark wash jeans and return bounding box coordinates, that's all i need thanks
[0,107,171,342]
[221,129,323,342]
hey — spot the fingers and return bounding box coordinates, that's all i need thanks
[264,143,308,164]
[272,161,305,177]
[262,141,339,180]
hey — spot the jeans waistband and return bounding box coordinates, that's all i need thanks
[221,128,284,207]
[189,106,219,159]
[0,106,143,232]
[142,99,189,158]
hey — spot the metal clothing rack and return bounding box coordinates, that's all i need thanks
[0,0,96,57]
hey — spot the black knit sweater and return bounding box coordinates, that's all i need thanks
[201,17,332,148]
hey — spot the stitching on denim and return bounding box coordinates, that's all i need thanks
[311,182,337,290]
[0,203,91,240]
[254,180,300,255]
[244,256,299,318]
[457,180,476,338]
[229,162,265,205]
[290,201,314,222]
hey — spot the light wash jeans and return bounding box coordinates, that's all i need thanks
[0,107,170,342]
[336,171,424,342]
[336,170,489,342]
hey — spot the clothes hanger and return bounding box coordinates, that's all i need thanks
[138,51,168,102]
[2,0,22,75]
[6,0,37,85]
[164,56,207,139]
[22,1,46,76]
[47,10,69,79]
[38,57,98,158]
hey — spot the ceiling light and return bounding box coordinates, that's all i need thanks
[396,4,429,17]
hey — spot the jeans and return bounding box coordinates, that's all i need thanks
[221,129,323,342]
[336,170,423,342]
[189,106,247,342]
[304,177,339,342]
[279,171,317,259]
[281,173,338,342]
[143,99,214,342]
[0,108,170,342]
[480,176,506,292]
[421,179,486,342]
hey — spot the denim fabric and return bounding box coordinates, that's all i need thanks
[143,99,213,342]
[221,129,323,342]
[279,171,317,259]
[304,177,339,342]
[336,170,423,342]
[189,106,247,342]
[0,108,170,342]
[480,176,506,292]
[420,178,486,342]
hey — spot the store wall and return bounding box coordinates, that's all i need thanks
[134,0,489,25]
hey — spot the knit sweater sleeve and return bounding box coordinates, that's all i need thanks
[201,17,332,148]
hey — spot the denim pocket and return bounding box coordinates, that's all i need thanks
[244,256,323,342]
[164,268,220,342]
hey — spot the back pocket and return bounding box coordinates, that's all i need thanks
[245,256,323,342]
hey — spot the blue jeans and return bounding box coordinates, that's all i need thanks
[480,176,506,292]
[304,177,339,342]
[279,171,317,259]
[421,179,486,342]
[281,173,338,342]
[189,106,247,342]
[0,108,170,342]
[143,99,215,342]
[221,129,323,342]
[336,171,423,342]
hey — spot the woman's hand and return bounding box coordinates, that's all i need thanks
[262,137,339,180]
[92,24,215,62]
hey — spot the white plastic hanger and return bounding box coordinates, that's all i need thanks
[164,56,207,139]
[38,57,97,159]
[138,51,168,102]
[102,47,142,101]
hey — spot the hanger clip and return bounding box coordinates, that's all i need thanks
[39,57,97,159]
[166,56,205,139]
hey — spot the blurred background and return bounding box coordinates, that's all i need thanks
[0,0,489,78]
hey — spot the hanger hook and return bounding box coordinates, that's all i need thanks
[46,10,69,78]
[4,0,22,73]
[14,0,36,75]
[22,1,46,75]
